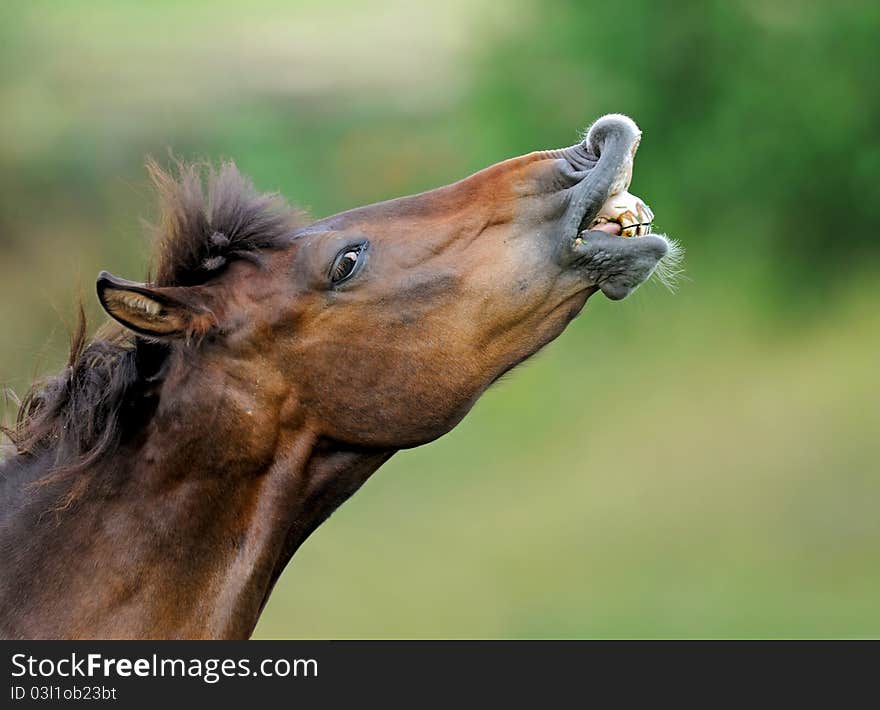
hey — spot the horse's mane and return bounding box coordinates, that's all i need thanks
[1,159,304,506]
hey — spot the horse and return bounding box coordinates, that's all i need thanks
[0,114,677,639]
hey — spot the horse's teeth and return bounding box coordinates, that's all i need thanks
[592,189,654,238]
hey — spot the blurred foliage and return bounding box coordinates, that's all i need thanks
[1,0,878,637]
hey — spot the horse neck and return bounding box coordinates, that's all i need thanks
[1,360,393,639]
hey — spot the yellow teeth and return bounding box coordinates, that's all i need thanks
[590,190,654,237]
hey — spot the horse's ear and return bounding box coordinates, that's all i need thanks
[96,271,216,339]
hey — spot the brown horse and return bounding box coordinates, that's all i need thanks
[0,114,677,639]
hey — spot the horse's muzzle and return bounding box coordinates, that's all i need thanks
[556,114,675,299]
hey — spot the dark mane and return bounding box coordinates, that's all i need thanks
[1,160,304,505]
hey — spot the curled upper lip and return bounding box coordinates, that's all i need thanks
[555,114,643,240]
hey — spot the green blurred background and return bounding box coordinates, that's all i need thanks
[1,1,878,638]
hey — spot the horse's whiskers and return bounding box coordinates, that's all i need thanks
[650,233,685,291]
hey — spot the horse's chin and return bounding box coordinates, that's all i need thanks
[572,229,673,301]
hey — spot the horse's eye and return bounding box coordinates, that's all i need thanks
[330,244,366,284]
